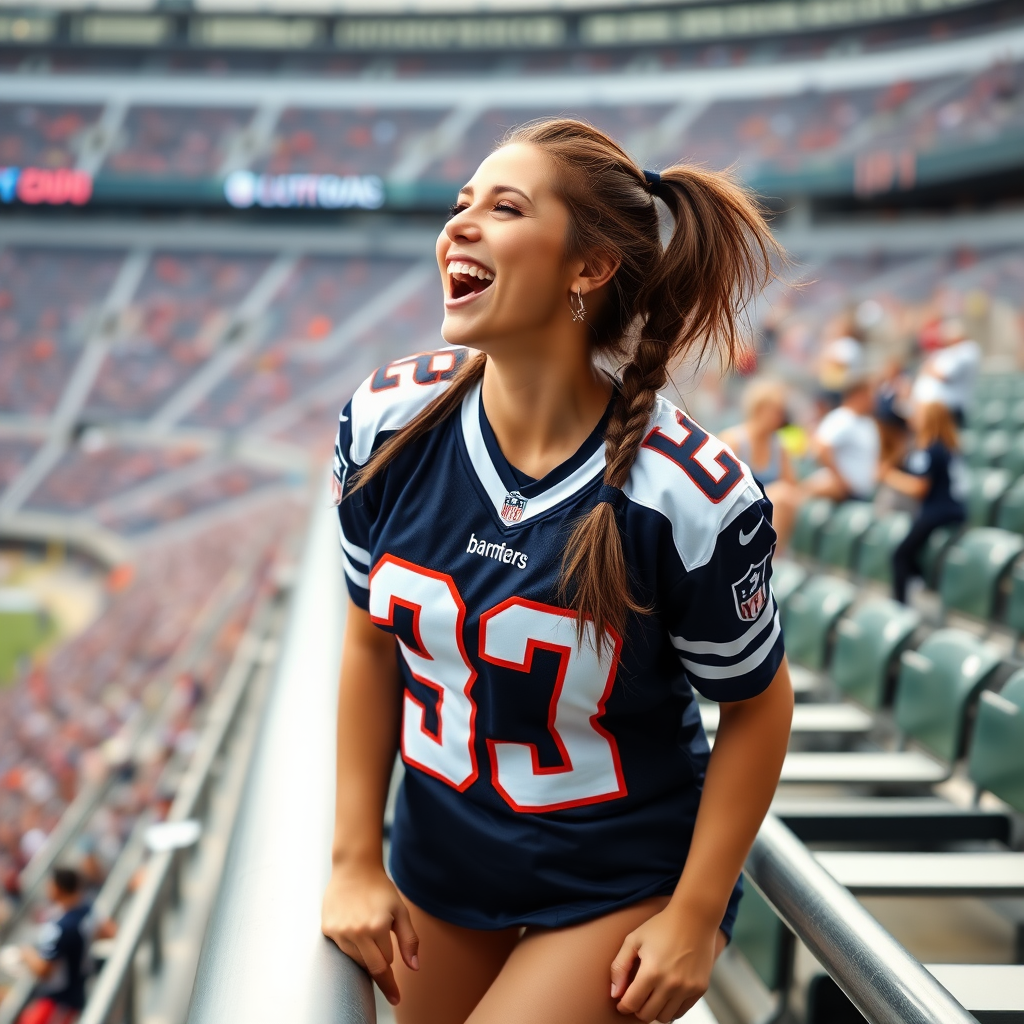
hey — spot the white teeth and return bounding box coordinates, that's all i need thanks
[448,261,494,282]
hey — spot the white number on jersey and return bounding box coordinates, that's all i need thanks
[368,561,626,811]
[479,598,626,812]
[369,555,478,791]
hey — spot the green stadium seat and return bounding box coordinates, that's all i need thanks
[769,559,806,612]
[1006,398,1024,434]
[1001,433,1024,480]
[969,399,1008,431]
[920,524,961,588]
[959,428,979,467]
[816,501,874,571]
[979,429,1011,468]
[781,574,856,671]
[967,467,1011,526]
[832,599,922,711]
[856,511,911,584]
[968,670,1024,813]
[791,498,833,560]
[1004,562,1024,636]
[995,476,1024,535]
[894,629,1001,763]
[940,527,1024,620]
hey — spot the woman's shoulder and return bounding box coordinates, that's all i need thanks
[342,347,470,467]
[623,394,763,573]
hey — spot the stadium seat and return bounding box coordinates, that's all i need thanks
[893,628,1001,763]
[966,466,1011,526]
[959,428,979,467]
[996,475,1024,535]
[967,669,1024,813]
[1007,398,1024,434]
[769,559,806,612]
[1001,433,1024,480]
[969,398,1008,431]
[979,429,1011,468]
[831,599,922,711]
[780,574,856,671]
[939,527,1024,620]
[816,501,874,571]
[790,498,833,560]
[856,510,911,584]
[920,524,961,587]
[1004,562,1024,637]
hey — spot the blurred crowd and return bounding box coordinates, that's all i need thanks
[0,500,300,929]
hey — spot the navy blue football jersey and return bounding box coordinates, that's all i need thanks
[334,349,784,933]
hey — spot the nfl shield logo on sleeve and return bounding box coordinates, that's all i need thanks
[501,490,528,524]
[732,555,769,622]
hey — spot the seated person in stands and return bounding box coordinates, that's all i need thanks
[804,375,879,502]
[18,867,115,1024]
[911,317,980,427]
[721,379,801,553]
[881,401,968,604]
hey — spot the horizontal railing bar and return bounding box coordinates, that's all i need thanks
[745,814,978,1024]
[79,593,281,1024]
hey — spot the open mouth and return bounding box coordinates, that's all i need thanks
[447,260,495,301]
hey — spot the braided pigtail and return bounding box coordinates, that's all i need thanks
[518,124,781,648]
[346,352,486,498]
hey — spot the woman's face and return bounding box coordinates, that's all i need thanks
[436,143,580,351]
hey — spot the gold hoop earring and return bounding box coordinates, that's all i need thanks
[570,288,586,324]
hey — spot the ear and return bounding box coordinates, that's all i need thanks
[573,250,620,297]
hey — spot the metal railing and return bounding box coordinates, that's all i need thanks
[185,491,977,1024]
[186,490,374,1024]
[72,585,288,1024]
[745,814,977,1024]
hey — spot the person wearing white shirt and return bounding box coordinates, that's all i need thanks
[805,378,880,501]
[911,319,980,426]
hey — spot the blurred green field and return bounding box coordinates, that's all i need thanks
[0,609,51,687]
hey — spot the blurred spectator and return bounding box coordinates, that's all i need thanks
[817,335,865,411]
[873,356,916,515]
[805,376,879,501]
[17,867,115,1024]
[720,379,801,552]
[911,317,980,425]
[881,402,967,603]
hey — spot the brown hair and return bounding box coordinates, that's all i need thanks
[349,118,780,647]
[917,401,959,452]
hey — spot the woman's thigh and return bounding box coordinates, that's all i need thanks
[392,897,519,1024]
[466,897,677,1024]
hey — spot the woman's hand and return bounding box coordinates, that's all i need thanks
[321,863,419,1005]
[609,905,721,1023]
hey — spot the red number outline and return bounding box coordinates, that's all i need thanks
[478,596,627,813]
[641,410,743,503]
[369,554,479,793]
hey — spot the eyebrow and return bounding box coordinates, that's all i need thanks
[458,184,533,203]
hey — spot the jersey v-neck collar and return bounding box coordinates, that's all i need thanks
[460,380,609,526]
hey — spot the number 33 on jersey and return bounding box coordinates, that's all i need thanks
[335,350,785,819]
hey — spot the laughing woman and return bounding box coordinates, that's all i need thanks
[322,119,793,1024]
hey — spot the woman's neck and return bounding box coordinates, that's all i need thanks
[480,343,612,481]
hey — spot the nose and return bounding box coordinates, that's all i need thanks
[445,206,482,244]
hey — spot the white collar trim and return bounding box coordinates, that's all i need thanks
[460,380,606,525]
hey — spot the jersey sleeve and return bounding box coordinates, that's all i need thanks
[663,497,784,702]
[35,919,67,962]
[334,399,375,609]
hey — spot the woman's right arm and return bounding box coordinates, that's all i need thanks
[321,599,418,1005]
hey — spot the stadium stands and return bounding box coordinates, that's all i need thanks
[0,103,101,169]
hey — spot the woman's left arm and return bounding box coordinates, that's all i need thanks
[611,659,794,1022]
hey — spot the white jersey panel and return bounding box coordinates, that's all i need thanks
[624,395,763,572]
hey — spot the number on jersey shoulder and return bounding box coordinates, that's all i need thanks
[642,410,743,502]
[370,349,468,392]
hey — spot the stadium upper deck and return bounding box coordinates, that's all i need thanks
[0,0,1021,210]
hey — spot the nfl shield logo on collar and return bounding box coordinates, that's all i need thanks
[501,490,528,524]
[732,554,769,622]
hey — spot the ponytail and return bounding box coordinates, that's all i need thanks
[561,163,779,648]
[346,118,781,651]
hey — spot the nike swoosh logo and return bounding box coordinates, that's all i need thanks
[738,519,762,546]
